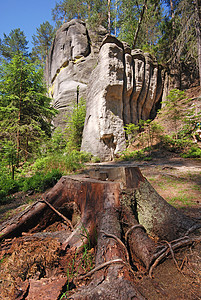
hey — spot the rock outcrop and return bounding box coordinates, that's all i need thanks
[46,19,107,128]
[81,36,164,160]
[46,20,164,161]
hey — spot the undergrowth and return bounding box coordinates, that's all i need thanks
[0,150,92,204]
[60,226,95,299]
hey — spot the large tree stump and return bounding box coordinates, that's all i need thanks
[0,167,200,299]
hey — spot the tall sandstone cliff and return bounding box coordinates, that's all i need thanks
[46,19,164,161]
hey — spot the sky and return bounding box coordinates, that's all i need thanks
[0,0,57,50]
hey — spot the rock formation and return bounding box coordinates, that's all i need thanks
[46,20,164,161]
[81,36,164,160]
[46,19,107,128]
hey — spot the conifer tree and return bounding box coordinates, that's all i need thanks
[0,28,28,62]
[0,53,56,163]
[31,21,56,67]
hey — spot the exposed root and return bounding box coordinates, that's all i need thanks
[76,258,135,281]
[100,230,130,263]
[125,225,145,243]
[185,224,201,236]
[149,236,201,277]
[39,199,74,230]
[164,241,180,272]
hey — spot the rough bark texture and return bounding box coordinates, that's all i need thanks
[0,167,198,299]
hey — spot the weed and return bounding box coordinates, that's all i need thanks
[60,226,94,299]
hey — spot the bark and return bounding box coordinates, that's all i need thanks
[108,0,111,35]
[132,0,147,49]
[195,0,201,87]
[0,166,199,299]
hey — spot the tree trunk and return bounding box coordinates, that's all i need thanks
[108,0,111,34]
[0,167,199,299]
[132,0,147,49]
[195,0,201,86]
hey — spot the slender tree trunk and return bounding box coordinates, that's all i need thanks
[114,0,117,37]
[132,0,147,49]
[108,0,111,34]
[170,0,175,30]
[195,0,201,87]
[16,62,22,167]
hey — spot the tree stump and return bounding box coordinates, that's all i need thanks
[0,167,200,299]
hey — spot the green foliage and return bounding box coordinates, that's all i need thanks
[52,0,108,28]
[161,89,186,139]
[0,52,57,163]
[120,149,150,161]
[124,123,140,145]
[0,176,19,203]
[31,21,56,67]
[182,146,201,158]
[160,134,192,152]
[65,97,86,151]
[0,28,28,61]
[32,151,91,174]
[118,0,162,50]
[46,127,67,153]
[22,169,62,192]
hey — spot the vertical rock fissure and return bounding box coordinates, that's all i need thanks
[130,57,136,124]
[122,45,127,127]
[141,60,154,120]
[136,57,146,123]
[139,57,153,120]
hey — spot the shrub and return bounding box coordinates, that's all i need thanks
[0,165,19,203]
[120,149,148,161]
[182,146,201,158]
[22,169,62,192]
[65,98,86,151]
[32,151,91,174]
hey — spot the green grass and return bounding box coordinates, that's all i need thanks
[167,194,195,207]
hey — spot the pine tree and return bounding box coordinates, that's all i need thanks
[0,53,56,163]
[52,0,108,28]
[31,21,56,67]
[0,28,29,61]
[118,0,162,50]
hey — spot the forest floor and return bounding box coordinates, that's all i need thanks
[0,151,201,299]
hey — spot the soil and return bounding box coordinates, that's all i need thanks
[0,152,201,299]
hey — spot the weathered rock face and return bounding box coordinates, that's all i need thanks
[46,19,107,128]
[81,36,164,161]
[47,20,164,161]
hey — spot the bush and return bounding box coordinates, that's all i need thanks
[161,135,192,152]
[22,169,62,192]
[32,151,91,174]
[182,146,201,158]
[0,165,19,203]
[65,98,86,151]
[120,149,149,161]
